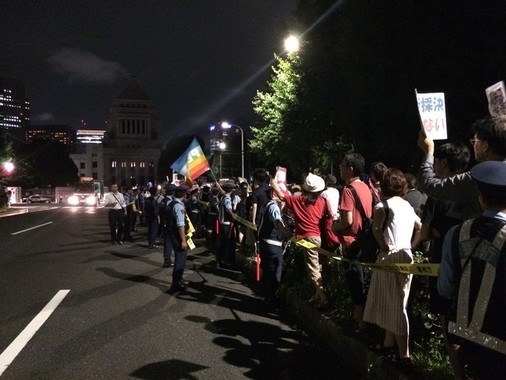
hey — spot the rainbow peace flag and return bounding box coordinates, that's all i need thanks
[170,137,210,180]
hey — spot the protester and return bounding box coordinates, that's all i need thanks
[333,153,373,332]
[103,183,126,245]
[251,168,272,225]
[417,116,506,218]
[402,173,427,218]
[368,161,388,202]
[166,185,191,293]
[420,142,470,378]
[363,168,422,368]
[271,173,328,309]
[438,161,506,378]
[321,174,341,250]
[207,187,220,251]
[236,181,253,244]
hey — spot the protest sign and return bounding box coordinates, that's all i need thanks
[485,81,506,116]
[274,166,288,193]
[415,91,448,140]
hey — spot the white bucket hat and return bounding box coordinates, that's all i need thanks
[302,173,325,193]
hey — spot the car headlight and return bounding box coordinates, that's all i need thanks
[68,195,80,206]
[85,195,96,206]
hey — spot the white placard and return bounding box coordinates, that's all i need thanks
[485,81,506,116]
[416,91,448,140]
[274,166,287,193]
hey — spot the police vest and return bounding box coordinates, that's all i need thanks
[257,201,284,246]
[219,194,233,225]
[448,217,506,354]
[164,200,189,239]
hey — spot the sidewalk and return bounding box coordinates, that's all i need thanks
[0,206,28,218]
[236,247,415,380]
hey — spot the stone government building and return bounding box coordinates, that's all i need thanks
[71,78,164,188]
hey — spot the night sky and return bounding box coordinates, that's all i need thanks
[1,0,295,142]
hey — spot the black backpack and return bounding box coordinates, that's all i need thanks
[346,186,389,263]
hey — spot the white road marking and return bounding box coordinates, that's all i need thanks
[0,289,70,376]
[10,221,53,235]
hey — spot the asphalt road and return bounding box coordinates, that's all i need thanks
[0,205,352,380]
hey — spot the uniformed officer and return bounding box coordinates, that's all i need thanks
[166,185,190,293]
[438,161,506,378]
[217,181,236,268]
[161,184,176,267]
[257,191,288,311]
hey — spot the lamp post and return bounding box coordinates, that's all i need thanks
[221,122,244,179]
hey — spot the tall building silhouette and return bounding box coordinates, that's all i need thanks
[0,78,30,132]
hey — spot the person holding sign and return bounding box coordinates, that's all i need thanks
[417,116,506,219]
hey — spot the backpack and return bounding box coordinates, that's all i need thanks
[345,186,389,263]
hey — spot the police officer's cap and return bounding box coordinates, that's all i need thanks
[222,181,236,190]
[470,161,506,196]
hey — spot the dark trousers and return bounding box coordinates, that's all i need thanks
[343,260,366,305]
[169,235,187,284]
[147,217,158,246]
[259,241,283,301]
[108,209,124,242]
[163,233,174,261]
[122,209,132,240]
[217,223,235,264]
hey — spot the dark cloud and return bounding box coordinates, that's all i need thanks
[31,112,55,123]
[47,48,129,85]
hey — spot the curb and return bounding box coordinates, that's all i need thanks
[0,207,28,218]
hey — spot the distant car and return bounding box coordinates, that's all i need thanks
[27,194,51,204]
[67,193,98,206]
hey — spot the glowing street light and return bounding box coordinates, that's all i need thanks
[284,35,300,54]
[221,122,244,179]
[2,161,14,174]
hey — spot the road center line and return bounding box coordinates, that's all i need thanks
[0,289,70,376]
[11,221,53,235]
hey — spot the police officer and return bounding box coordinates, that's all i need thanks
[257,190,288,311]
[438,161,506,378]
[166,185,190,293]
[161,184,176,267]
[217,181,236,268]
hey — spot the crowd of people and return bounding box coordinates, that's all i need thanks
[103,115,506,378]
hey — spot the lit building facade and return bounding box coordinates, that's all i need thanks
[0,78,30,132]
[71,78,163,187]
[24,124,76,146]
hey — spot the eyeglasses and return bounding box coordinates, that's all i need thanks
[469,138,483,145]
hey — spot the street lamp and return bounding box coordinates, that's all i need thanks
[284,35,300,54]
[221,122,244,179]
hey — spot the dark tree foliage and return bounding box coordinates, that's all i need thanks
[291,0,506,171]
[12,139,78,187]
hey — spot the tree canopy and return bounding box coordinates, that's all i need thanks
[250,0,506,178]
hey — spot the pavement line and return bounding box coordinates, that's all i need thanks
[0,289,70,376]
[10,221,53,235]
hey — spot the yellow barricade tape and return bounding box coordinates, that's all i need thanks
[232,214,257,231]
[295,238,439,277]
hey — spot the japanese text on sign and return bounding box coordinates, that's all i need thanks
[416,91,448,140]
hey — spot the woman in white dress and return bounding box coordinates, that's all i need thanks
[363,168,422,366]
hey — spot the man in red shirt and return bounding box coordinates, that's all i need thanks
[334,153,373,332]
[272,173,328,309]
